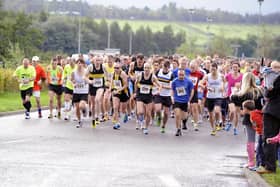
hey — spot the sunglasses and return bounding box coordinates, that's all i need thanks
[114,67,120,69]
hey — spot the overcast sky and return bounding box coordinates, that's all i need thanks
[85,0,279,15]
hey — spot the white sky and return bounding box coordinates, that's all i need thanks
[85,0,280,15]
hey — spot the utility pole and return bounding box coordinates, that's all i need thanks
[78,0,82,54]
[129,17,134,55]
[257,0,264,57]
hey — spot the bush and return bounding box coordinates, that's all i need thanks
[0,68,19,93]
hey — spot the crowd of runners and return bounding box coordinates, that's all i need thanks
[12,53,280,173]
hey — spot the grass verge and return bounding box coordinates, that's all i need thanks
[0,91,49,112]
[262,167,280,187]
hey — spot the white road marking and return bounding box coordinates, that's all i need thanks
[158,174,181,187]
[1,138,32,144]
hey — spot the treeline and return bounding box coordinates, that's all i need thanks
[0,1,185,67]
[41,16,185,55]
[3,0,280,24]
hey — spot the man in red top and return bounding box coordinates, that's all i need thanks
[189,60,204,131]
[32,56,46,118]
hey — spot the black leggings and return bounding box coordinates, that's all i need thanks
[263,114,280,172]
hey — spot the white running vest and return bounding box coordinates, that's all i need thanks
[206,73,223,99]
[73,71,88,94]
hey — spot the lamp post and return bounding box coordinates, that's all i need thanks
[257,0,264,57]
[129,16,134,55]
[107,6,113,49]
[188,9,195,23]
[206,17,213,54]
[78,0,82,54]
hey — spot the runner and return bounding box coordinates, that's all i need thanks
[110,62,130,129]
[62,58,76,120]
[71,59,88,128]
[31,56,46,118]
[102,55,114,122]
[189,60,204,131]
[135,63,161,134]
[128,54,145,129]
[13,58,36,119]
[225,62,243,135]
[46,57,64,119]
[154,60,174,133]
[200,62,225,136]
[171,68,194,136]
[86,56,105,128]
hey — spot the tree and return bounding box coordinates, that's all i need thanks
[209,31,233,57]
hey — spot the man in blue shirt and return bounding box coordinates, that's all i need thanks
[171,68,194,136]
[172,57,191,78]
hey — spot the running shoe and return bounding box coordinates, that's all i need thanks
[143,128,149,135]
[233,128,238,135]
[123,114,128,123]
[160,127,165,133]
[38,111,42,118]
[92,120,96,128]
[64,115,69,121]
[76,121,82,128]
[25,111,30,119]
[127,115,131,121]
[175,129,182,136]
[48,114,53,119]
[216,125,222,131]
[95,118,100,125]
[57,112,61,119]
[211,130,216,136]
[194,123,199,131]
[113,123,121,130]
[89,111,92,117]
[182,124,188,130]
[225,122,232,131]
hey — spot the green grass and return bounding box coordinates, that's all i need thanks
[262,167,280,187]
[96,19,280,45]
[0,91,49,112]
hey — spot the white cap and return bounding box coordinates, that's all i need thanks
[32,56,40,61]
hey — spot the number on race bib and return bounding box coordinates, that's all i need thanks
[190,77,198,85]
[93,78,103,87]
[140,85,151,94]
[176,87,186,96]
[114,80,122,89]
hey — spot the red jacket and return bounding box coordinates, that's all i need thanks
[250,110,263,135]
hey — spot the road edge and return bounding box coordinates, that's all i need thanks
[0,106,49,117]
[244,168,273,187]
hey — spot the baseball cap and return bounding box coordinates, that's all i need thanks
[32,56,40,61]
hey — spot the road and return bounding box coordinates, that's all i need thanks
[0,111,249,187]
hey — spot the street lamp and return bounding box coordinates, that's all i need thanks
[257,0,264,57]
[78,0,82,54]
[206,17,213,54]
[188,9,195,23]
[107,6,113,49]
[129,16,134,55]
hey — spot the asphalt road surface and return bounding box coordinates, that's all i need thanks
[0,111,249,187]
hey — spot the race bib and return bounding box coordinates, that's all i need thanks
[190,77,198,85]
[51,76,58,84]
[21,77,29,86]
[93,78,103,87]
[140,84,151,94]
[114,80,122,89]
[176,87,186,96]
[76,83,86,89]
